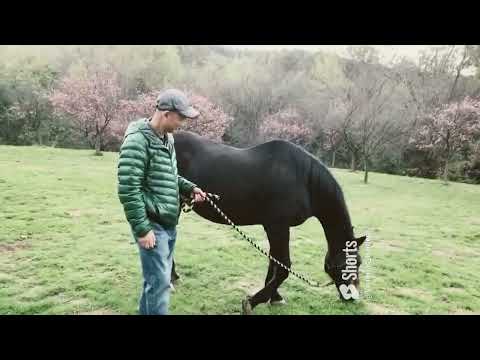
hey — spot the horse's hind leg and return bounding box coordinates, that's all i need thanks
[264,225,291,304]
[242,225,290,314]
[258,260,286,307]
[266,260,286,305]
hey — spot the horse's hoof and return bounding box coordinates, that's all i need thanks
[241,296,253,315]
[269,298,287,306]
[172,277,181,286]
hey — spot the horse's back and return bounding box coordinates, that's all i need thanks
[174,132,314,225]
[176,133,306,186]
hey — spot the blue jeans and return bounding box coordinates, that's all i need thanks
[136,222,177,315]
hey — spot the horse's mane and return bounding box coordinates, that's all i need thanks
[302,146,354,238]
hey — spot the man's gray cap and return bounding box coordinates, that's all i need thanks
[156,89,200,119]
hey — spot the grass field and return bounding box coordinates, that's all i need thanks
[1,145,480,315]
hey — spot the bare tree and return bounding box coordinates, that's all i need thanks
[337,49,418,183]
[396,46,472,118]
[219,72,278,146]
[341,71,413,182]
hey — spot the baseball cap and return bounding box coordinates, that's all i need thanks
[155,89,200,119]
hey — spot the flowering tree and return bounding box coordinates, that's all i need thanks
[49,67,123,155]
[410,96,480,182]
[109,91,158,143]
[181,91,233,143]
[259,107,312,146]
[116,89,233,143]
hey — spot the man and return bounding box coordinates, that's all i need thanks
[117,89,207,315]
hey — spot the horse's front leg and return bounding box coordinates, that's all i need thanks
[242,262,291,314]
[242,225,290,314]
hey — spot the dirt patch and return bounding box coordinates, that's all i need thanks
[448,309,479,315]
[68,298,90,307]
[66,208,104,219]
[454,248,480,258]
[228,278,261,293]
[0,241,31,253]
[432,249,456,259]
[76,309,119,315]
[443,287,467,296]
[366,303,409,315]
[66,209,84,218]
[394,287,435,302]
[468,219,480,226]
[376,242,404,253]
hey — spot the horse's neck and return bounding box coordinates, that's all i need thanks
[317,199,354,255]
[311,161,354,255]
[323,219,354,256]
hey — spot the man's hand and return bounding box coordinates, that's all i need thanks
[191,187,207,203]
[138,230,156,249]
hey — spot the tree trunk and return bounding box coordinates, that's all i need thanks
[364,157,369,184]
[37,127,43,146]
[51,134,58,148]
[95,134,102,156]
[350,153,357,172]
[331,150,336,168]
[443,158,449,184]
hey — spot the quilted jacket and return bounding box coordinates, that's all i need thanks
[117,118,197,237]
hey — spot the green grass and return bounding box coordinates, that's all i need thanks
[1,145,480,315]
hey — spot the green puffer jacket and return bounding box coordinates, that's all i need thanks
[117,118,197,237]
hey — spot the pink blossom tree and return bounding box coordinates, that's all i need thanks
[181,91,233,143]
[116,89,233,143]
[49,66,123,155]
[109,92,159,143]
[259,107,312,146]
[410,96,480,182]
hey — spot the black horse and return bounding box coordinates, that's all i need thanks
[171,130,366,314]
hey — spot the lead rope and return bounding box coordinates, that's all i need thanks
[183,192,333,288]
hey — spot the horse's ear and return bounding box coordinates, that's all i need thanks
[356,235,367,247]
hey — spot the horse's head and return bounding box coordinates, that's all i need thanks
[324,235,367,301]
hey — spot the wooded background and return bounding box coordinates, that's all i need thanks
[1,45,479,184]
